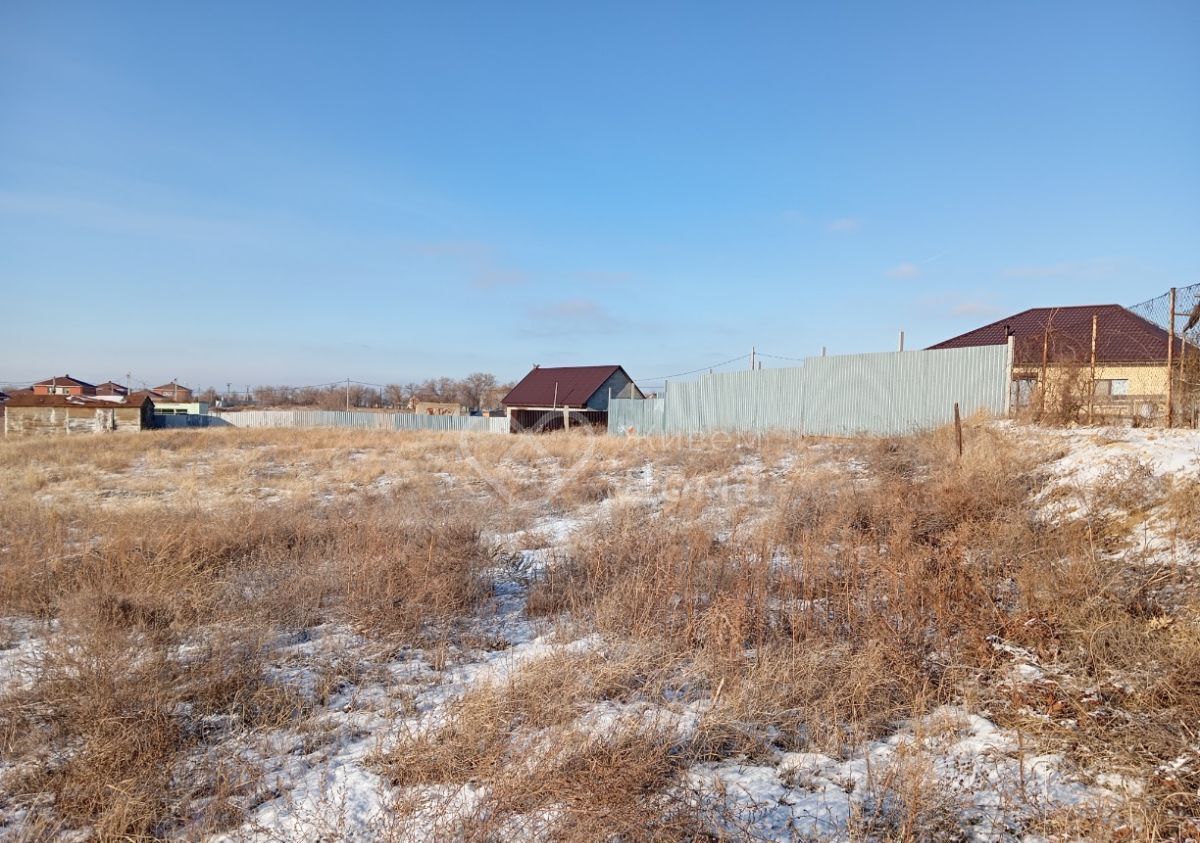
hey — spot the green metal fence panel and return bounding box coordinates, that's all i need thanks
[213,410,508,433]
[609,344,1011,437]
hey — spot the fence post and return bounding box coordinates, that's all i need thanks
[1167,287,1176,428]
[1003,335,1015,417]
[1039,324,1050,419]
[1088,313,1098,425]
[953,402,963,460]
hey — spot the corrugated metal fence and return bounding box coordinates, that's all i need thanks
[609,344,1012,437]
[162,410,508,434]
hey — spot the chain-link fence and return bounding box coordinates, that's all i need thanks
[1129,283,1200,427]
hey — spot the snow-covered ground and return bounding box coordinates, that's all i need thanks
[3,424,1198,840]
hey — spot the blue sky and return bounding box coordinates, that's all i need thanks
[2,2,1197,390]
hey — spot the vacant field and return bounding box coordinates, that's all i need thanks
[2,422,1199,841]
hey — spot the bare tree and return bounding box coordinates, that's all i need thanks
[382,384,407,409]
[458,372,497,411]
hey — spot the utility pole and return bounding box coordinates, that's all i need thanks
[898,330,905,352]
[345,378,351,413]
[750,346,756,371]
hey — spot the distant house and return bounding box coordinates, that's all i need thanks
[929,304,1179,418]
[153,381,194,402]
[502,365,644,432]
[32,375,96,396]
[413,401,464,416]
[96,381,130,397]
[3,393,153,436]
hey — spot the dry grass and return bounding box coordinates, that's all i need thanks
[1,423,1198,838]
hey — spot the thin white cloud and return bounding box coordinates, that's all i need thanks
[406,240,530,290]
[0,190,254,241]
[825,217,862,234]
[574,270,633,287]
[523,298,624,337]
[471,265,529,289]
[886,262,921,279]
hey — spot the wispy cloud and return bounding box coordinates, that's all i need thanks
[523,298,624,337]
[407,240,530,289]
[0,190,255,241]
[885,262,921,279]
[825,217,862,234]
[1002,258,1119,280]
[471,265,529,289]
[574,270,633,287]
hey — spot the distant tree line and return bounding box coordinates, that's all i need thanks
[201,373,513,412]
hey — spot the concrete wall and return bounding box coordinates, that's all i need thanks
[4,405,145,436]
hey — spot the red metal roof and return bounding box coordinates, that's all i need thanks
[33,374,96,389]
[502,365,626,408]
[928,305,1173,365]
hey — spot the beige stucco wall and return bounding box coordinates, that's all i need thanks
[1015,363,1168,397]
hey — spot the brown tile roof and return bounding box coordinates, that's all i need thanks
[96,381,130,395]
[33,374,96,389]
[928,305,1174,365]
[502,365,627,408]
[5,393,152,409]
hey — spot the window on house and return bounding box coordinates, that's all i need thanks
[1094,379,1131,397]
[1012,376,1037,407]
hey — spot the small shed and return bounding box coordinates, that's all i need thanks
[3,394,153,436]
[502,365,643,433]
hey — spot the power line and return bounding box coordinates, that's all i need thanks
[634,353,751,383]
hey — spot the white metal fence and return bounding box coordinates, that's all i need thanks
[609,344,1012,437]
[159,410,508,434]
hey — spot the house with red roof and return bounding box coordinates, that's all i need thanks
[502,365,644,432]
[32,375,97,396]
[929,304,1182,419]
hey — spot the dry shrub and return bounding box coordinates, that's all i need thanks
[698,642,921,760]
[1163,473,1200,543]
[383,647,702,840]
[0,491,495,640]
[0,623,306,838]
